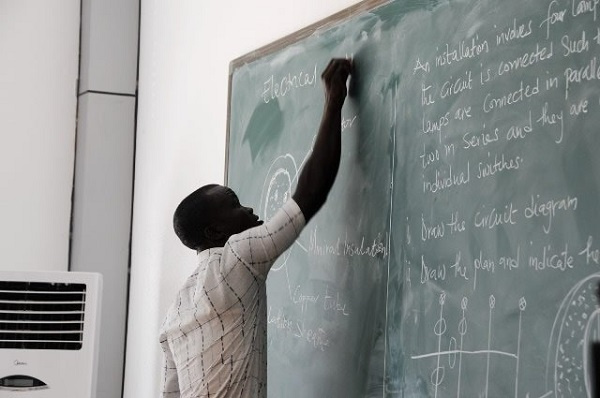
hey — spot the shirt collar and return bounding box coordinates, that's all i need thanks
[197,247,222,263]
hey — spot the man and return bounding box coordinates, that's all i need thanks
[160,58,352,397]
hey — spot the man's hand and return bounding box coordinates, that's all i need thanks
[321,58,352,109]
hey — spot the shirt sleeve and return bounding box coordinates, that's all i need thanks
[159,334,180,398]
[222,198,305,278]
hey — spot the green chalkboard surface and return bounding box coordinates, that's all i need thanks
[226,0,600,396]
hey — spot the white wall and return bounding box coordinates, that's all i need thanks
[71,1,139,396]
[124,0,362,396]
[0,1,80,272]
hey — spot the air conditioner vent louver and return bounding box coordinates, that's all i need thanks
[0,281,86,350]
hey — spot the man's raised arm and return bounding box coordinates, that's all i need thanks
[292,58,352,222]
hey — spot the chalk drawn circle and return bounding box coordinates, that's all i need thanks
[519,297,527,311]
[448,337,457,369]
[439,292,447,305]
[263,168,292,221]
[547,273,600,397]
[458,317,468,336]
[431,366,445,387]
[260,154,299,272]
[434,318,447,336]
[461,297,468,310]
[260,154,298,220]
[489,295,496,309]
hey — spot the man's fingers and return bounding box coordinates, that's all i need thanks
[321,58,352,81]
[339,61,352,81]
[321,59,337,79]
[321,58,352,105]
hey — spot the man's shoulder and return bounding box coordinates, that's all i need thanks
[228,199,305,243]
[198,247,224,264]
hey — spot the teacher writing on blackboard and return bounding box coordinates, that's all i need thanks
[159,58,352,398]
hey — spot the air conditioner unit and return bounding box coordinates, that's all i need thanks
[0,271,102,397]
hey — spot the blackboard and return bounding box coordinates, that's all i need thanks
[226,0,600,396]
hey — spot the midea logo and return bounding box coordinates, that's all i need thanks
[13,360,27,366]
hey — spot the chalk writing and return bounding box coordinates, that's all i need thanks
[414,57,431,74]
[474,202,518,230]
[569,98,589,115]
[454,105,472,120]
[578,235,600,265]
[308,226,341,256]
[563,56,600,99]
[497,42,554,76]
[535,102,564,143]
[267,306,293,331]
[421,111,451,137]
[495,18,533,46]
[308,227,389,258]
[449,252,468,281]
[570,0,599,19]
[440,70,474,99]
[506,111,533,141]
[421,255,447,284]
[527,243,574,271]
[476,152,523,180]
[523,194,578,234]
[341,114,358,132]
[324,286,350,316]
[343,233,389,258]
[422,82,436,106]
[420,144,440,169]
[262,64,318,103]
[561,31,589,57]
[540,0,567,39]
[292,285,320,312]
[462,128,500,150]
[472,249,520,291]
[483,78,540,113]
[294,322,330,351]
[423,163,471,194]
[435,36,490,68]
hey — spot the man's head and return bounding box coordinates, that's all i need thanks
[173,184,263,251]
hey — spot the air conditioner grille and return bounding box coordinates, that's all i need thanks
[0,281,86,350]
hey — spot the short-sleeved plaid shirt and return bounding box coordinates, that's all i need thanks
[159,199,305,398]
